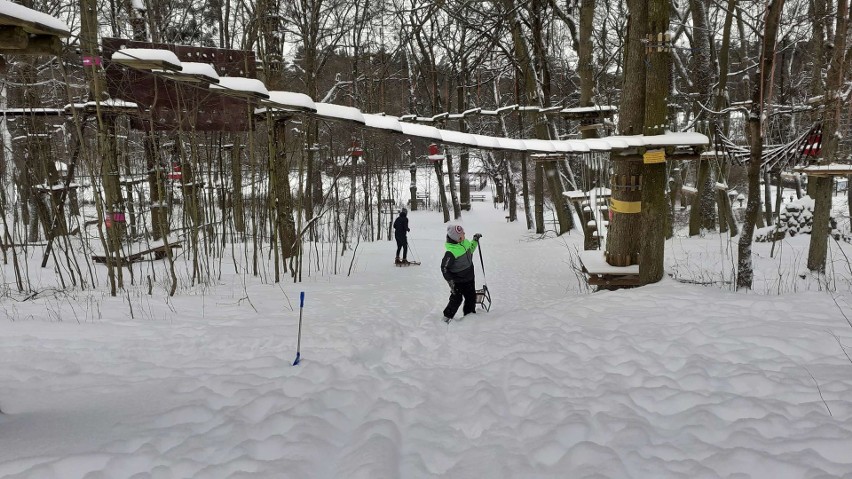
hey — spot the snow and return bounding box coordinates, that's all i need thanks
[496,137,527,151]
[111,49,182,70]
[211,77,270,99]
[0,0,70,35]
[470,134,501,150]
[2,190,852,478]
[559,105,618,114]
[0,108,65,116]
[586,137,629,150]
[643,132,711,147]
[264,91,316,113]
[795,164,852,175]
[167,62,219,83]
[362,113,403,133]
[578,250,638,274]
[439,129,478,148]
[566,139,591,152]
[564,187,611,200]
[314,102,365,124]
[399,122,443,141]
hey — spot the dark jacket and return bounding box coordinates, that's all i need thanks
[393,212,409,239]
[441,237,478,283]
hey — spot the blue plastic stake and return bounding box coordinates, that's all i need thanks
[293,291,305,366]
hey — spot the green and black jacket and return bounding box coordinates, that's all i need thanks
[440,237,478,283]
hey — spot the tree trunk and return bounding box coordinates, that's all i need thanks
[807,0,849,272]
[688,0,717,236]
[504,0,572,234]
[446,152,461,219]
[606,0,646,267]
[737,0,785,290]
[639,0,671,285]
[435,158,450,223]
[408,145,417,211]
[534,161,545,233]
[231,137,245,234]
[579,0,598,140]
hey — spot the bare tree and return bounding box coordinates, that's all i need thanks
[807,0,850,272]
[738,0,785,290]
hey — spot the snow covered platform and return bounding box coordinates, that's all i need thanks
[578,250,640,287]
[793,163,852,177]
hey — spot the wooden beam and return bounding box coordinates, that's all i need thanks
[0,11,69,38]
[0,25,28,49]
[0,33,62,55]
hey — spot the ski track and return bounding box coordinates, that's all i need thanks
[3,203,852,478]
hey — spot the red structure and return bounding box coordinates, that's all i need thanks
[101,37,258,132]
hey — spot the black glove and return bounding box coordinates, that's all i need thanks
[473,233,482,241]
[447,280,456,293]
[407,228,410,232]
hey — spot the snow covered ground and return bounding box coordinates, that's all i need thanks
[2,194,852,478]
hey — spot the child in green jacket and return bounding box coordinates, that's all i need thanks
[440,224,481,321]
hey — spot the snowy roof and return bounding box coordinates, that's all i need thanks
[590,138,632,150]
[265,91,317,113]
[642,132,710,147]
[607,135,645,148]
[64,99,139,113]
[0,0,70,36]
[314,103,366,125]
[551,141,574,153]
[440,129,478,147]
[399,122,443,141]
[559,105,617,114]
[0,107,65,116]
[496,137,528,151]
[470,134,502,150]
[566,140,591,152]
[157,62,219,83]
[362,113,403,133]
[793,163,852,177]
[522,139,557,153]
[211,77,270,100]
[112,49,182,71]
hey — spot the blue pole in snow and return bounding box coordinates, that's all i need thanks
[293,292,305,366]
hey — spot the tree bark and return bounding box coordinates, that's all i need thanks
[688,0,717,236]
[640,0,671,285]
[606,0,646,267]
[807,0,849,272]
[737,0,785,290]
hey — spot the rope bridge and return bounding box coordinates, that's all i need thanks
[714,123,823,171]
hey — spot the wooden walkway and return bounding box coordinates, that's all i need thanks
[91,242,181,266]
[578,250,640,287]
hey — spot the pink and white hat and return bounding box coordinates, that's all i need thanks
[447,224,465,241]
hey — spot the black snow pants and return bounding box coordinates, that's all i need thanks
[395,235,408,260]
[443,280,477,318]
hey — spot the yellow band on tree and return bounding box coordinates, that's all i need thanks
[643,149,666,164]
[610,198,642,214]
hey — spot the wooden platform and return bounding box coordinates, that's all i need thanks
[578,250,640,287]
[92,242,181,266]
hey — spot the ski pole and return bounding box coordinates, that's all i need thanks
[293,291,305,366]
[477,242,487,285]
[409,238,419,262]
